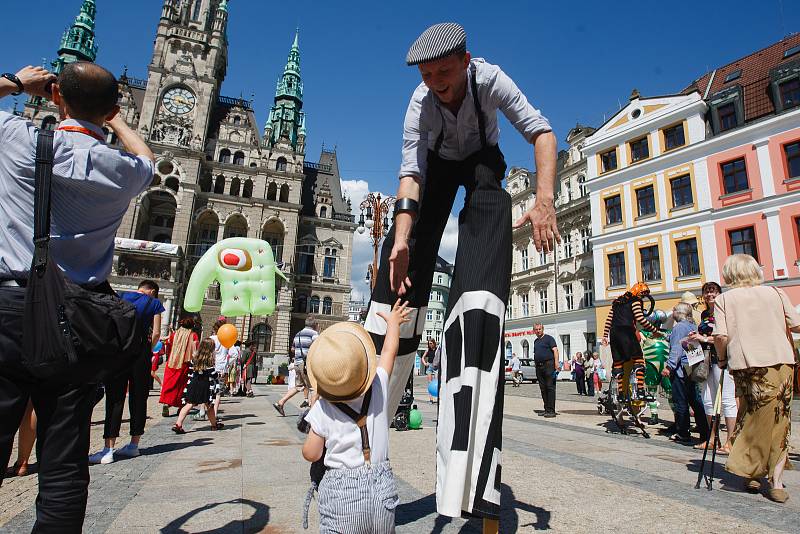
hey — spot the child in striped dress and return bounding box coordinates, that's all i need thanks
[301,300,411,533]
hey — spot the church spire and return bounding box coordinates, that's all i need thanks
[264,30,306,151]
[53,0,99,74]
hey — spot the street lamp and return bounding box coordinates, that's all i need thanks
[357,192,396,291]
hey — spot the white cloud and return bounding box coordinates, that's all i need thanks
[343,179,460,302]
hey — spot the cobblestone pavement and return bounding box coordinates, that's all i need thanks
[1,377,799,533]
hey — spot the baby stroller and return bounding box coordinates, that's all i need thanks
[393,370,415,431]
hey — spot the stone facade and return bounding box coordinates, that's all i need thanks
[504,126,598,364]
[417,256,453,354]
[21,0,356,364]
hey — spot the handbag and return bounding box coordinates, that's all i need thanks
[21,130,146,382]
[683,343,708,383]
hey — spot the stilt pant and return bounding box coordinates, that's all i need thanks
[365,144,510,519]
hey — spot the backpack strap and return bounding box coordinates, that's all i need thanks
[333,387,373,465]
[32,130,55,275]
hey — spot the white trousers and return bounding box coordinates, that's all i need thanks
[700,364,737,419]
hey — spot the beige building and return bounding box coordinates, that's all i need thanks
[504,125,597,363]
[22,0,356,364]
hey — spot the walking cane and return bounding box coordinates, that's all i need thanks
[695,373,724,490]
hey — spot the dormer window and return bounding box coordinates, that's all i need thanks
[770,60,800,113]
[784,45,800,60]
[709,86,744,134]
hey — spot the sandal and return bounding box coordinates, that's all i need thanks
[171,424,186,434]
[746,479,761,493]
[211,422,225,431]
[765,488,789,503]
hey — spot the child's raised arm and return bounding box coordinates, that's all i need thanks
[376,299,412,377]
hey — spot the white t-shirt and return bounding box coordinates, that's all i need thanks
[305,367,390,470]
[511,357,521,371]
[211,335,229,374]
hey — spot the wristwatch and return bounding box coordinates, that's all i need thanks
[1,73,24,96]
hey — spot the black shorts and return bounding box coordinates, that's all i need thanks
[609,327,642,364]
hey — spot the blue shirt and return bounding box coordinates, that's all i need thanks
[0,112,154,285]
[121,291,165,324]
[400,58,552,179]
[667,321,697,378]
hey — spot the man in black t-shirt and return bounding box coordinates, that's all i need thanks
[532,323,559,417]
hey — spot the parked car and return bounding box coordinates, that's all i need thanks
[504,358,537,384]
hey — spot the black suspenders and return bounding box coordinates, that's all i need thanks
[433,62,487,156]
[333,387,373,465]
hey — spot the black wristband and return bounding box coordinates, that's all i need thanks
[1,73,24,96]
[394,198,419,218]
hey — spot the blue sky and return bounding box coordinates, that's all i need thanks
[4,0,798,299]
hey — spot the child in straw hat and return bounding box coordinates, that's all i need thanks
[302,299,411,533]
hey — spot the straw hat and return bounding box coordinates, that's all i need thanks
[306,322,377,402]
[680,291,699,306]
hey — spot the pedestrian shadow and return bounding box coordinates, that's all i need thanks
[395,484,551,532]
[213,413,257,423]
[139,438,212,457]
[159,498,269,533]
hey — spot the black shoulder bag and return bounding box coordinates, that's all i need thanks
[21,130,146,382]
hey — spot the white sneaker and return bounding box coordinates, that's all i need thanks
[88,448,115,465]
[115,443,140,458]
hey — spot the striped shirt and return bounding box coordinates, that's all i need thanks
[293,327,319,362]
[0,112,153,285]
[399,58,552,179]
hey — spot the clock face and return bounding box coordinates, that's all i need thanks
[162,87,196,115]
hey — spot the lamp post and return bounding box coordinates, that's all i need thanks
[357,192,396,291]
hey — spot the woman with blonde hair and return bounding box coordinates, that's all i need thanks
[714,254,800,503]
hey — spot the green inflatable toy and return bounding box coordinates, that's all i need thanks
[641,329,672,396]
[184,237,287,317]
[408,407,422,430]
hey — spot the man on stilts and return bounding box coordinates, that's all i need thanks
[364,23,558,522]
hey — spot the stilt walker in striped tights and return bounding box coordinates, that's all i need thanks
[364,23,559,523]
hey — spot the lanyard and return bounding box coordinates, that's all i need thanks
[56,125,105,142]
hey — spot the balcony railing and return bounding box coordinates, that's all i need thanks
[303,162,333,172]
[218,95,253,110]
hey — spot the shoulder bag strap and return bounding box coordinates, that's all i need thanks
[32,130,55,275]
[333,387,373,464]
[469,62,487,149]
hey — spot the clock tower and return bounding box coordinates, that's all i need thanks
[138,0,229,151]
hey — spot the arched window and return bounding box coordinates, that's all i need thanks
[223,214,248,239]
[296,295,308,313]
[252,323,272,353]
[505,341,512,358]
[320,206,327,218]
[190,211,219,258]
[214,175,226,194]
[242,179,253,198]
[521,339,530,359]
[218,149,231,164]
[233,115,241,125]
[229,177,241,196]
[199,173,212,192]
[267,182,277,201]
[134,191,177,244]
[323,297,333,315]
[261,220,284,263]
[249,162,257,168]
[276,157,287,171]
[191,0,202,20]
[233,151,245,165]
[309,296,320,314]
[41,116,57,131]
[165,177,180,193]
[279,184,290,203]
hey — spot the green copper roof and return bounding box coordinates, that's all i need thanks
[53,0,98,74]
[266,30,305,149]
[218,0,229,13]
[274,29,302,100]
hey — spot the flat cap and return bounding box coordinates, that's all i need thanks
[406,23,467,66]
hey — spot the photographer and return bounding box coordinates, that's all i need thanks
[0,62,154,532]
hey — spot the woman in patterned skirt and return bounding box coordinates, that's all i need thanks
[714,254,800,503]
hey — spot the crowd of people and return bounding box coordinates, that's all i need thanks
[1,19,798,534]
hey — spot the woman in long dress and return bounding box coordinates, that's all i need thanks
[159,316,199,416]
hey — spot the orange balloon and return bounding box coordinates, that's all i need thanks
[217,323,238,349]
